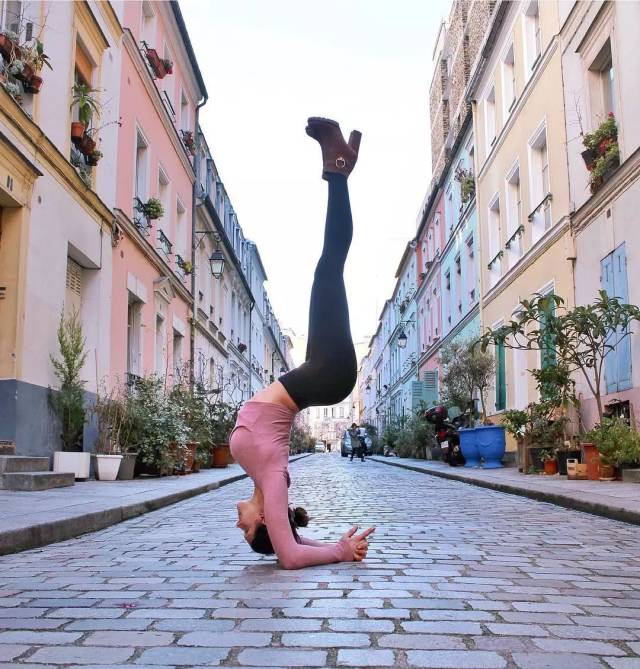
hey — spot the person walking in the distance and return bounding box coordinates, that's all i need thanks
[348,422,365,462]
[230,117,375,569]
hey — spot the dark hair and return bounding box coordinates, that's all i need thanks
[351,422,358,428]
[250,506,308,555]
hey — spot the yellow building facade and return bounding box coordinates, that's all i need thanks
[470,1,574,433]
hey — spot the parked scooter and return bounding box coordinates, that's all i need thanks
[423,405,465,467]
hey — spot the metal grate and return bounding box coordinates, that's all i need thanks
[66,258,82,296]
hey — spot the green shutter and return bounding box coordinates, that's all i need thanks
[424,370,439,407]
[540,298,556,399]
[495,341,506,411]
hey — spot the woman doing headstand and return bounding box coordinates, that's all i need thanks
[230,117,374,570]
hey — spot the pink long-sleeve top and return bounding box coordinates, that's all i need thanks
[230,400,352,569]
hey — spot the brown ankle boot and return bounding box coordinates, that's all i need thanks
[306,117,361,180]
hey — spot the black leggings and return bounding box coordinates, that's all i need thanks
[279,174,356,410]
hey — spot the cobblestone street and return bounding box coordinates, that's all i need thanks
[1,455,640,669]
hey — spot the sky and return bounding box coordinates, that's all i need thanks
[180,0,450,364]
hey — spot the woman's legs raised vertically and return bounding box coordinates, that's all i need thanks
[279,120,360,409]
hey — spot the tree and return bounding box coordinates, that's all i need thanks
[439,337,495,422]
[48,309,87,451]
[479,291,640,424]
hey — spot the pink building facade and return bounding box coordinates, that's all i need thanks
[110,1,207,385]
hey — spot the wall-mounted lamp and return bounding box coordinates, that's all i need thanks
[195,229,225,279]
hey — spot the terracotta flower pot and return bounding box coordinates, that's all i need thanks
[25,74,43,93]
[79,136,96,156]
[543,459,558,475]
[0,34,16,61]
[71,121,86,142]
[581,442,600,480]
[15,62,34,83]
[212,444,229,468]
[598,463,616,481]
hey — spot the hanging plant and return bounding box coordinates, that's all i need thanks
[582,113,620,194]
[455,166,475,204]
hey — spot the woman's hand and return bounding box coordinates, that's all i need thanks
[341,526,375,562]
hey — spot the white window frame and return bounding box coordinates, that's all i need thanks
[501,42,516,117]
[527,119,551,244]
[505,161,522,268]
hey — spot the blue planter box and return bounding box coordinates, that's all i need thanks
[459,428,480,467]
[476,425,506,469]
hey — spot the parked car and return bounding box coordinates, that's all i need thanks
[340,428,373,457]
[314,442,327,453]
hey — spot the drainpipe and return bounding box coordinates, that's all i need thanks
[190,98,207,390]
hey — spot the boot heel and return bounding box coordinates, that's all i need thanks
[348,130,362,153]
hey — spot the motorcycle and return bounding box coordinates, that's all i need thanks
[423,405,465,467]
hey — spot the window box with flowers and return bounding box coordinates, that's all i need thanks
[20,40,52,94]
[582,113,620,194]
[144,45,172,80]
[181,129,196,156]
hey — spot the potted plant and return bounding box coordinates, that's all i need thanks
[587,417,640,481]
[87,149,102,167]
[238,342,247,353]
[181,129,196,155]
[49,309,90,480]
[144,47,170,79]
[209,402,236,468]
[71,83,101,146]
[0,29,20,61]
[455,166,475,205]
[539,448,558,475]
[582,113,620,193]
[440,338,499,467]
[21,39,52,93]
[135,197,164,221]
[162,58,173,75]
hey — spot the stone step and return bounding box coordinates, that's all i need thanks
[0,442,16,455]
[0,471,75,491]
[622,468,640,484]
[0,456,50,473]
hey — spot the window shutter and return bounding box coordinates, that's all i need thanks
[613,244,632,391]
[65,258,82,315]
[601,251,618,393]
[495,342,506,411]
[411,381,424,412]
[424,370,438,407]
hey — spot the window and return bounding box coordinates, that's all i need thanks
[135,130,149,206]
[529,123,551,242]
[601,244,631,393]
[173,330,183,378]
[502,43,516,115]
[175,198,187,266]
[588,38,616,122]
[157,167,170,244]
[539,296,557,400]
[331,407,335,418]
[454,255,462,313]
[506,164,522,267]
[485,85,496,153]
[127,295,142,379]
[524,1,541,75]
[155,314,165,374]
[180,90,190,131]
[1,1,22,33]
[495,340,506,411]
[140,0,155,44]
[488,195,502,288]
[323,408,328,418]
[466,235,476,303]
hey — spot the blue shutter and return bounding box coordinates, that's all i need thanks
[424,370,438,408]
[614,244,632,391]
[601,252,617,393]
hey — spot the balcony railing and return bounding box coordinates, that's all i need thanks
[157,229,172,258]
[132,198,151,237]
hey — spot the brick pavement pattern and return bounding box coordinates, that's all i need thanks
[1,456,640,668]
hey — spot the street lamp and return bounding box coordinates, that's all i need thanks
[397,330,408,349]
[208,248,225,278]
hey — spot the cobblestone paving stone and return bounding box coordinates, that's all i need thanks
[1,456,640,668]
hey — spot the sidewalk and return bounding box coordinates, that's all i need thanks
[0,454,310,556]
[370,456,640,526]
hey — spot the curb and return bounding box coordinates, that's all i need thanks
[370,456,640,527]
[0,453,312,556]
